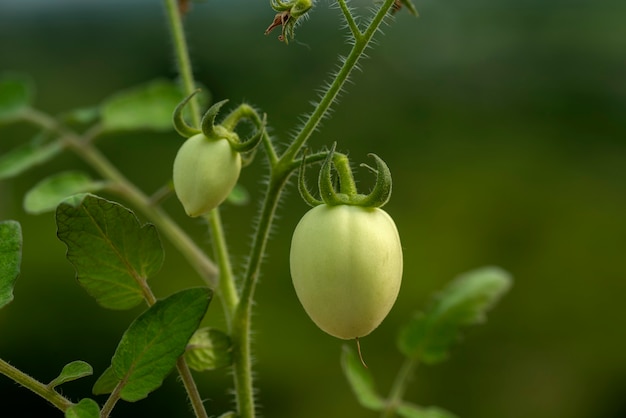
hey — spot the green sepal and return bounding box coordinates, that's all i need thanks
[106,288,212,402]
[297,150,323,207]
[226,112,266,153]
[24,171,107,215]
[318,143,350,206]
[184,327,232,371]
[0,220,22,309]
[397,266,512,364]
[48,361,93,389]
[354,153,392,208]
[172,89,202,138]
[65,399,100,418]
[56,194,164,310]
[340,346,385,411]
[201,99,229,139]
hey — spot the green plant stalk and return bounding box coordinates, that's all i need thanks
[282,0,397,164]
[230,1,399,416]
[164,0,201,128]
[232,173,289,418]
[206,208,239,327]
[176,358,210,418]
[0,358,73,412]
[380,358,418,418]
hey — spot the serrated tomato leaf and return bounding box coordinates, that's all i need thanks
[340,345,385,411]
[0,220,22,309]
[24,171,106,215]
[109,288,212,402]
[56,194,164,310]
[398,266,512,364]
[65,398,100,418]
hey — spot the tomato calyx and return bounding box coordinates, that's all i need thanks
[298,142,393,208]
[264,0,313,44]
[173,91,266,155]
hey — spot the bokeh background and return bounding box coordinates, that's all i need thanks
[1,0,625,417]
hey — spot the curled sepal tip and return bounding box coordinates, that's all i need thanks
[297,150,323,207]
[173,89,202,138]
[356,153,392,208]
[319,143,350,206]
[228,112,266,154]
[201,99,229,138]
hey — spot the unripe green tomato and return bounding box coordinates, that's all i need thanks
[290,204,403,340]
[173,133,241,217]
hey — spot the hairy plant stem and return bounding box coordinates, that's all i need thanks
[0,358,73,412]
[282,0,397,163]
[229,2,398,416]
[206,209,239,327]
[380,358,418,418]
[232,172,289,418]
[163,0,201,128]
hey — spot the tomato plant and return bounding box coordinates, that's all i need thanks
[0,1,512,417]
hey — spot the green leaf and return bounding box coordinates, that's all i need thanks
[24,171,106,215]
[0,74,34,122]
[0,220,22,309]
[0,141,63,180]
[340,345,385,411]
[65,398,100,418]
[185,327,232,371]
[56,194,164,310]
[226,183,250,206]
[92,365,117,396]
[109,288,212,402]
[217,413,237,418]
[100,79,185,132]
[48,361,93,389]
[398,266,512,364]
[60,106,100,127]
[396,402,458,418]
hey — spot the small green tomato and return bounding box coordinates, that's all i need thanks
[290,204,403,340]
[173,133,241,217]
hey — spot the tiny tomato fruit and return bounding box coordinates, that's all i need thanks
[173,133,241,217]
[290,204,403,339]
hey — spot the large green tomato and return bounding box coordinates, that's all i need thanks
[173,133,241,217]
[290,204,403,340]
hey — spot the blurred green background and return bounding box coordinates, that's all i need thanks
[1,0,625,417]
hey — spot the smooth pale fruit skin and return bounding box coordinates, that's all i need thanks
[290,204,403,339]
[173,133,241,217]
